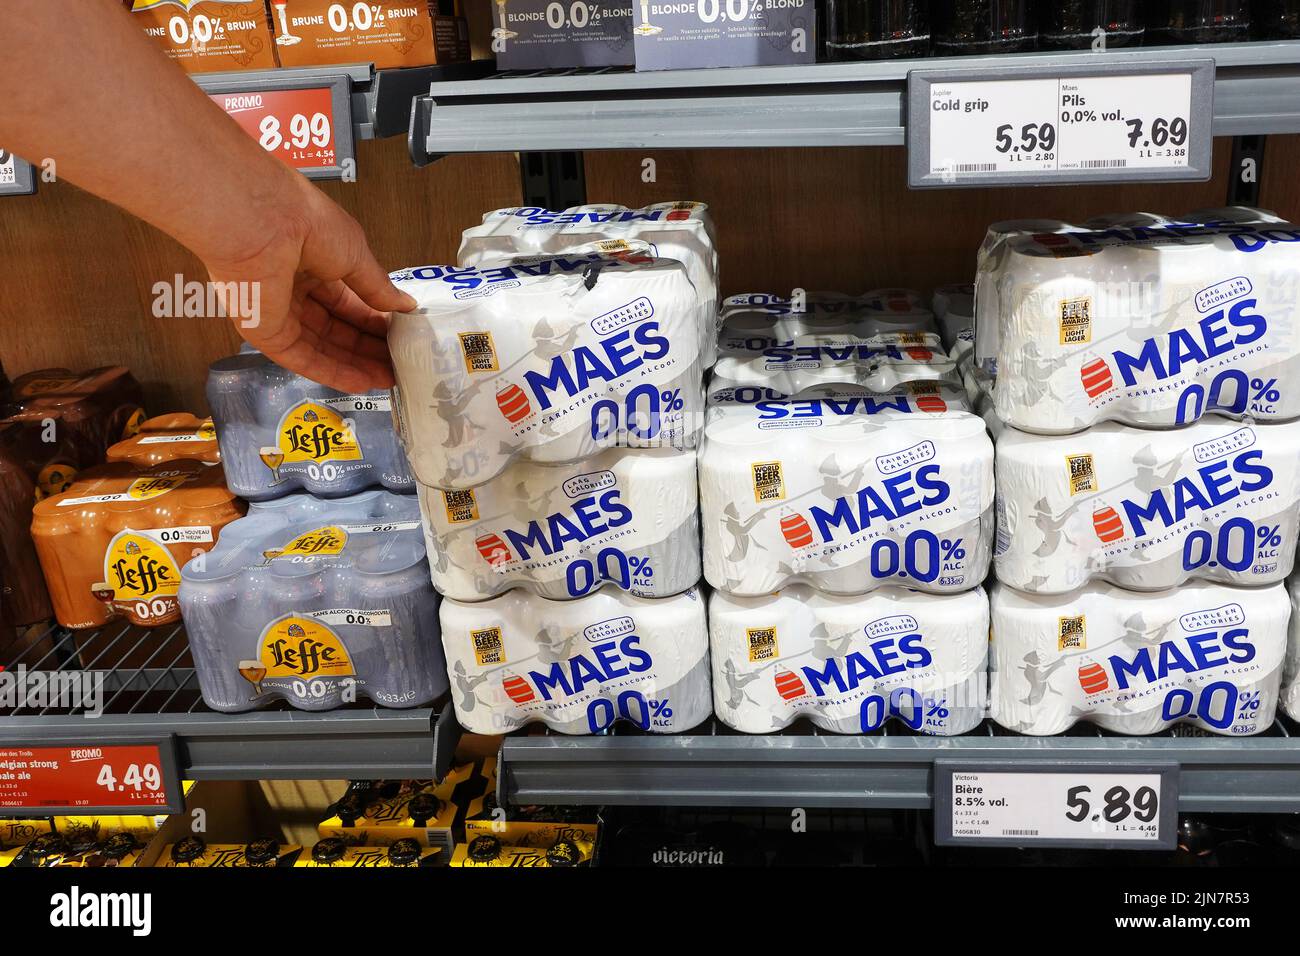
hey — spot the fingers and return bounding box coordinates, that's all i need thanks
[310,279,391,342]
[302,197,418,314]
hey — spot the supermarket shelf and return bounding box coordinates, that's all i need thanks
[412,41,1300,158]
[497,717,1300,813]
[0,621,460,781]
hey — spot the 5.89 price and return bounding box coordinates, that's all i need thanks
[1065,783,1159,824]
[258,113,332,153]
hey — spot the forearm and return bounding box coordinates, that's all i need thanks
[0,0,308,263]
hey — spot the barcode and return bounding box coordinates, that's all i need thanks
[1002,829,1039,837]
[1080,159,1128,168]
[957,163,997,172]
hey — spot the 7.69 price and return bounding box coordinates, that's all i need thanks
[1125,116,1189,149]
[995,121,1057,155]
[1065,783,1158,824]
[258,112,332,153]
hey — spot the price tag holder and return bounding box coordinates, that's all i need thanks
[908,59,1214,188]
[934,761,1179,850]
[197,71,355,181]
[0,149,36,197]
[0,737,184,817]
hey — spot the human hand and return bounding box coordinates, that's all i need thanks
[202,174,417,393]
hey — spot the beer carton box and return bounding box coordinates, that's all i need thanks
[462,757,600,849]
[294,839,440,867]
[450,836,593,867]
[494,0,634,70]
[128,0,279,73]
[632,0,816,71]
[0,817,55,848]
[154,838,302,867]
[270,0,469,69]
[316,762,486,855]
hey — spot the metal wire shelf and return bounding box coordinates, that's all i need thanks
[0,620,459,782]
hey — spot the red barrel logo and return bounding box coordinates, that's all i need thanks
[905,346,934,361]
[1077,662,1109,695]
[780,513,815,549]
[774,670,807,701]
[1080,358,1114,398]
[1092,504,1125,543]
[476,534,513,566]
[496,384,532,424]
[503,675,535,704]
[667,209,689,221]
[915,393,948,414]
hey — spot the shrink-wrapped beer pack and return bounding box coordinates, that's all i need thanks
[417,447,699,601]
[207,352,413,500]
[979,219,1300,433]
[32,461,245,630]
[458,202,719,365]
[106,413,220,467]
[990,582,1288,736]
[710,585,988,735]
[440,587,711,735]
[995,417,1300,593]
[390,252,704,490]
[179,490,446,713]
[700,391,994,595]
[717,289,937,352]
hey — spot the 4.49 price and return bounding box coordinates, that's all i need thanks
[1065,783,1158,824]
[995,121,1057,155]
[96,763,163,794]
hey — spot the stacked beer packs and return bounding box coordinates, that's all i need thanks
[179,353,446,713]
[701,289,996,735]
[388,203,717,736]
[980,207,1300,735]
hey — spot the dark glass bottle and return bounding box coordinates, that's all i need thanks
[1146,1,1251,44]
[1252,0,1300,37]
[825,0,930,60]
[1040,1,1143,48]
[932,1,1037,54]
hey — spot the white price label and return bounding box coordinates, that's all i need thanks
[940,767,1176,847]
[318,394,391,413]
[309,607,393,627]
[912,63,1211,187]
[0,149,16,186]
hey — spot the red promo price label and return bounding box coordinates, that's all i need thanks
[0,745,171,811]
[209,87,338,172]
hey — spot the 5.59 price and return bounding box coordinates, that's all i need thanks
[995,121,1057,155]
[1065,783,1158,824]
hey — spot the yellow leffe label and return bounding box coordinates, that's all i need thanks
[259,617,355,680]
[37,462,78,496]
[122,407,146,439]
[104,531,180,601]
[126,474,189,501]
[196,419,217,441]
[265,526,349,561]
[275,402,362,464]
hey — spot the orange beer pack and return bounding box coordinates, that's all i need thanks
[106,413,220,468]
[31,461,245,629]
[128,0,279,73]
[270,0,468,69]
